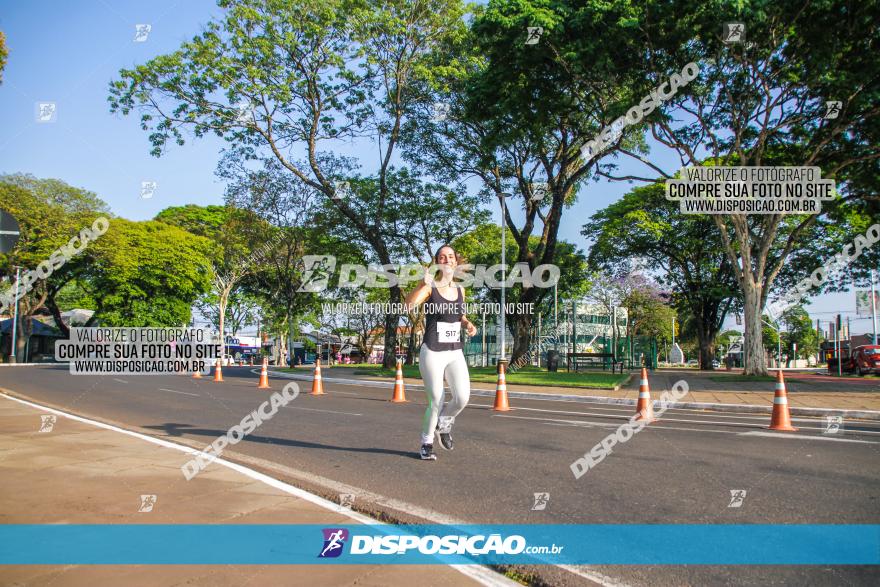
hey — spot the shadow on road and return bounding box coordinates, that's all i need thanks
[142,422,419,459]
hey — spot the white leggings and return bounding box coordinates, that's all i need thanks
[418,345,471,444]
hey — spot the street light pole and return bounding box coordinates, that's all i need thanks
[8,265,20,364]
[553,282,558,352]
[871,269,878,344]
[499,193,510,362]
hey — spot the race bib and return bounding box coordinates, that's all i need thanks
[436,321,461,344]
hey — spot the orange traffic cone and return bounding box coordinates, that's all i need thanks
[311,359,325,396]
[634,367,656,422]
[391,358,408,402]
[768,370,797,431]
[257,358,271,389]
[213,359,224,382]
[493,360,510,411]
[249,356,254,367]
[192,368,202,379]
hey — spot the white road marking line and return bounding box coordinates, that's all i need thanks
[113,378,128,384]
[158,388,199,397]
[738,431,879,444]
[0,392,516,587]
[483,405,880,435]
[517,414,880,440]
[481,402,831,423]
[288,406,362,416]
[541,421,743,436]
[495,414,621,429]
[275,371,880,423]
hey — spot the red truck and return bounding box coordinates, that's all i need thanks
[824,342,880,376]
[850,345,880,376]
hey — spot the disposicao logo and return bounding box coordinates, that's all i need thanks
[319,528,349,558]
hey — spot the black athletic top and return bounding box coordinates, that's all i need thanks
[422,285,464,352]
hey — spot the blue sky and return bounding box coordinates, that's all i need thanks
[0,0,873,337]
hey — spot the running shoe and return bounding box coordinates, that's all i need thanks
[437,429,454,451]
[420,443,437,460]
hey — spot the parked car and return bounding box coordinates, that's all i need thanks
[711,360,721,369]
[851,345,880,376]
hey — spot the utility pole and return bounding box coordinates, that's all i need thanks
[837,314,842,377]
[553,282,558,352]
[498,193,510,363]
[8,265,20,364]
[481,312,486,367]
[871,269,878,344]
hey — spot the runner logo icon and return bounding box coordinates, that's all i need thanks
[319,528,349,558]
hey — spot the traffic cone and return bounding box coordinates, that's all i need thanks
[249,356,254,367]
[213,359,224,382]
[192,368,202,379]
[311,359,325,395]
[257,357,271,389]
[493,360,510,411]
[768,370,798,431]
[391,358,408,402]
[634,367,656,422]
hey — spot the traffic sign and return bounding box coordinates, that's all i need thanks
[0,210,20,254]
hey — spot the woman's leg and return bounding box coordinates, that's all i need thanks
[438,350,471,427]
[419,346,448,445]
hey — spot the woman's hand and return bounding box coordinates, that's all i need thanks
[423,266,434,287]
[463,320,477,337]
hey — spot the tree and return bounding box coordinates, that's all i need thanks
[83,218,213,326]
[623,285,676,341]
[452,223,589,361]
[0,177,110,358]
[402,0,656,364]
[581,0,880,374]
[780,305,821,365]
[584,183,739,369]
[219,157,355,366]
[0,31,7,85]
[109,0,473,367]
[155,204,264,360]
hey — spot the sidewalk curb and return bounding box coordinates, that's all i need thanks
[268,370,880,421]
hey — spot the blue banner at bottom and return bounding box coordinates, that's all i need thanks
[1,524,877,565]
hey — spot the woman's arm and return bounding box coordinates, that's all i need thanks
[458,287,478,336]
[404,267,433,311]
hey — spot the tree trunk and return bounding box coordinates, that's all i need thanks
[381,283,401,368]
[509,312,531,366]
[14,309,30,363]
[693,315,719,370]
[218,293,227,364]
[45,295,70,338]
[286,305,295,368]
[697,331,715,370]
[742,283,768,376]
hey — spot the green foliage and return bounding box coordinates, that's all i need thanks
[0,178,110,318]
[154,204,228,239]
[0,31,7,85]
[452,222,588,309]
[781,305,821,360]
[624,287,675,341]
[84,219,213,326]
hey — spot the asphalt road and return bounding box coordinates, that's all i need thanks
[2,365,878,587]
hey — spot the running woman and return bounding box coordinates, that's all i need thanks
[405,245,477,460]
